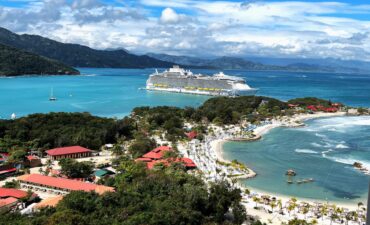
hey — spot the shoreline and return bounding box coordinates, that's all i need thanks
[212,111,362,208]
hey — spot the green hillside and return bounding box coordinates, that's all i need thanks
[0,43,80,76]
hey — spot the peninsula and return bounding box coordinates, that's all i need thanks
[0,96,367,225]
[0,43,79,76]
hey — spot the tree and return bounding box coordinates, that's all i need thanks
[270,200,277,213]
[287,218,310,225]
[253,196,260,208]
[7,149,27,164]
[2,180,20,188]
[59,158,93,178]
[128,134,156,158]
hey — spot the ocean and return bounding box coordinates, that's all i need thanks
[1,68,370,202]
[223,116,370,203]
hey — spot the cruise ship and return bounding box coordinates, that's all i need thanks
[146,66,257,96]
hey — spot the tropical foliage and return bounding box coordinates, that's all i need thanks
[0,43,79,76]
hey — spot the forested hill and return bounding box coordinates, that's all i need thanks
[0,44,80,76]
[0,27,174,68]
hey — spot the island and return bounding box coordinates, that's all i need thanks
[0,96,367,225]
[0,43,80,76]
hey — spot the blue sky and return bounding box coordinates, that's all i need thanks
[0,0,369,61]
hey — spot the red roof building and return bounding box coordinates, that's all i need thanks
[46,146,92,160]
[135,157,153,162]
[0,197,18,210]
[307,105,317,111]
[0,188,30,199]
[146,158,196,170]
[142,146,171,160]
[185,131,198,140]
[0,168,16,177]
[288,104,299,108]
[18,174,114,195]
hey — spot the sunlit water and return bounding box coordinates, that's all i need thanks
[223,116,370,203]
[1,68,370,202]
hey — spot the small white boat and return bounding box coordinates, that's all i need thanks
[49,88,57,101]
[11,113,16,120]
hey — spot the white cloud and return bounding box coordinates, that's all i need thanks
[0,0,370,61]
[160,8,179,23]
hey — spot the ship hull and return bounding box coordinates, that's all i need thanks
[146,86,257,97]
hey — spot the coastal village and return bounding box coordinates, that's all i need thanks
[0,97,368,225]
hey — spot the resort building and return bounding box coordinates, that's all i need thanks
[146,158,197,170]
[25,155,42,167]
[185,131,198,140]
[0,188,37,214]
[17,174,114,195]
[0,197,18,213]
[46,146,92,160]
[136,146,196,170]
[35,196,64,210]
[140,146,172,160]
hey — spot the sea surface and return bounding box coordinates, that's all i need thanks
[1,68,370,202]
[223,116,370,203]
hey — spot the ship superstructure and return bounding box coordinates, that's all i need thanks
[146,66,257,96]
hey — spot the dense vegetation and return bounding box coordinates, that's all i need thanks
[0,96,337,155]
[0,112,135,152]
[0,43,79,76]
[197,96,288,124]
[0,27,174,69]
[59,158,94,179]
[287,97,333,107]
[1,158,251,225]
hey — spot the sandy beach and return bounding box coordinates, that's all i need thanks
[208,111,366,224]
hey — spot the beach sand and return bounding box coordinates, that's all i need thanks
[209,112,363,224]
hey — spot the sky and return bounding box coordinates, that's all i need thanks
[0,0,369,61]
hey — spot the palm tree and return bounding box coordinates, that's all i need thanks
[277,199,283,212]
[310,218,318,225]
[252,196,260,208]
[270,200,277,213]
[287,203,295,217]
[302,204,310,220]
[320,204,328,221]
[357,202,363,211]
[244,188,250,196]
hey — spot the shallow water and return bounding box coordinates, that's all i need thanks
[223,116,370,203]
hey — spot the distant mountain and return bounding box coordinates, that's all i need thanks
[246,57,370,73]
[0,27,174,68]
[0,43,79,76]
[147,53,283,70]
[148,53,369,73]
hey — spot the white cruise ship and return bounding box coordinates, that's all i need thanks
[146,66,257,96]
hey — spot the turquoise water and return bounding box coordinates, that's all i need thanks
[1,68,370,202]
[223,116,370,203]
[1,68,370,119]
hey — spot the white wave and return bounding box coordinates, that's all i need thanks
[321,149,334,157]
[295,149,318,154]
[335,144,349,149]
[325,156,370,172]
[311,117,370,132]
[311,142,323,148]
[315,133,327,138]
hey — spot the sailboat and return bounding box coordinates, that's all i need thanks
[49,88,57,101]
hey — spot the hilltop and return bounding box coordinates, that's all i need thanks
[0,27,173,69]
[0,43,79,76]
